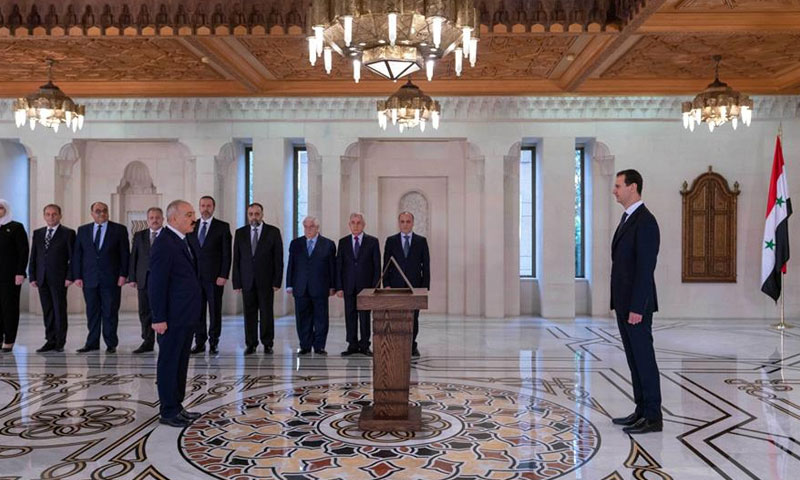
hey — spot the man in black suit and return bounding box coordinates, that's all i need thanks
[127,207,163,354]
[187,196,232,355]
[29,204,76,353]
[149,200,202,427]
[336,212,381,356]
[232,203,283,355]
[72,202,130,354]
[610,169,662,435]
[287,216,336,355]
[383,211,430,357]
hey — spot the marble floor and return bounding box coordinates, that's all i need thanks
[0,313,798,479]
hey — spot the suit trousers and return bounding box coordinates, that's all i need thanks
[0,283,21,345]
[82,285,121,349]
[136,288,155,347]
[156,324,193,418]
[195,281,224,347]
[38,280,69,348]
[343,293,371,351]
[294,294,329,351]
[242,287,274,349]
[616,310,662,420]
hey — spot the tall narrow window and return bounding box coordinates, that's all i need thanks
[244,146,254,207]
[294,146,308,238]
[575,146,586,278]
[520,146,535,277]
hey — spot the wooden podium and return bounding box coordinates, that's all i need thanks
[357,287,428,431]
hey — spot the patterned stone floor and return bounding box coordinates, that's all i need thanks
[0,313,798,479]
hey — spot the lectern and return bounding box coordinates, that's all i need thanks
[357,286,428,431]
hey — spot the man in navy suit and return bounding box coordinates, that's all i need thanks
[29,204,76,353]
[72,202,130,353]
[383,211,430,357]
[336,212,381,356]
[610,169,662,434]
[127,207,163,354]
[149,200,202,427]
[232,203,283,355]
[187,196,231,355]
[287,216,336,355]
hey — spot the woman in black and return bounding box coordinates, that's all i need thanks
[0,199,29,353]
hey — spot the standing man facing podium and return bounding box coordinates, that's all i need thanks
[336,212,380,357]
[383,211,430,357]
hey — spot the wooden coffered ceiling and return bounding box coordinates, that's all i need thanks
[0,0,798,98]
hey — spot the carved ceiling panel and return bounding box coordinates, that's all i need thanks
[600,33,800,79]
[664,0,800,10]
[0,38,223,82]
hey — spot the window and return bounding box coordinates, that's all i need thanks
[244,145,254,207]
[294,146,308,239]
[575,146,585,278]
[520,146,535,277]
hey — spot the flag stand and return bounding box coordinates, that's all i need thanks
[772,276,793,330]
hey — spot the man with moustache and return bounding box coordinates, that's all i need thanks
[72,202,130,354]
[29,204,76,353]
[188,196,231,355]
[336,212,381,357]
[232,203,283,355]
[149,200,202,427]
[127,207,164,354]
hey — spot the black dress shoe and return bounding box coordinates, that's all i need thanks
[315,349,328,355]
[361,348,373,356]
[132,344,154,354]
[106,347,117,354]
[623,417,663,434]
[341,348,359,357]
[612,412,641,426]
[36,344,56,353]
[179,410,202,420]
[190,345,205,355]
[297,348,311,355]
[244,346,256,355]
[76,346,99,353]
[209,345,219,355]
[263,347,273,355]
[159,416,191,428]
[411,348,421,357]
[0,347,12,353]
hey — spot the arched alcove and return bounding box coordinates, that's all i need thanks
[398,191,430,238]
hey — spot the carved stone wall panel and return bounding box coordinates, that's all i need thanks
[0,38,223,81]
[601,33,800,79]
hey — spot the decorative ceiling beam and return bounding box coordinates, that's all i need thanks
[640,13,800,33]
[553,35,617,91]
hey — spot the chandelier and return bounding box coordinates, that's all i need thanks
[681,55,753,133]
[308,0,479,83]
[377,79,441,132]
[13,58,85,133]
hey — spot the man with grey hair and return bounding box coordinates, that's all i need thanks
[149,200,202,427]
[336,212,381,356]
[287,216,336,355]
[127,207,164,354]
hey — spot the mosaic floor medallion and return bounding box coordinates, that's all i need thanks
[181,381,600,479]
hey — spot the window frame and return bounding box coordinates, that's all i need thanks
[520,145,536,278]
[575,145,586,279]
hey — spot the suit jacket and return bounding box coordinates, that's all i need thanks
[0,220,29,283]
[286,235,336,297]
[128,229,159,290]
[232,223,283,291]
[336,233,381,295]
[610,204,660,316]
[29,225,76,285]
[188,218,232,283]
[147,227,202,328]
[383,232,430,289]
[73,221,130,288]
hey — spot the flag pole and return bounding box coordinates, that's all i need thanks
[772,123,792,329]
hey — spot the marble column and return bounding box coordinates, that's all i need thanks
[483,154,506,318]
[590,142,616,317]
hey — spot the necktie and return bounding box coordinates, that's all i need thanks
[150,230,157,246]
[198,221,208,247]
[251,227,258,256]
[182,237,193,259]
[45,228,54,251]
[613,212,628,243]
[93,224,102,251]
[353,235,360,258]
[307,239,314,257]
[403,235,410,258]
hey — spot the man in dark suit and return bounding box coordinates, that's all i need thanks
[29,204,76,353]
[127,207,163,354]
[610,169,662,435]
[72,202,130,354]
[232,203,283,355]
[287,216,336,355]
[187,196,231,355]
[336,212,381,356]
[383,211,430,357]
[149,199,202,427]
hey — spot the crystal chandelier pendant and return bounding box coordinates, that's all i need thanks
[376,79,441,133]
[12,58,85,134]
[681,55,753,133]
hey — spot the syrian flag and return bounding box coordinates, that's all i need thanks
[761,135,793,301]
